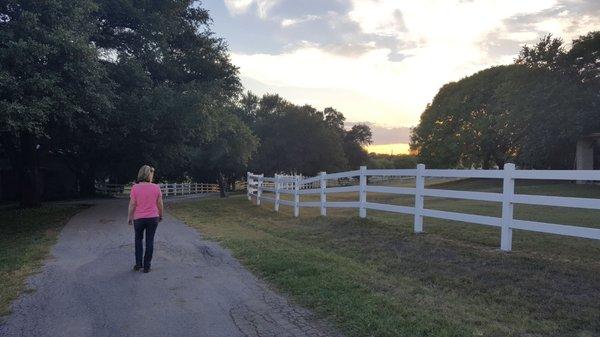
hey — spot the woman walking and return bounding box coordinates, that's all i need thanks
[127,165,163,273]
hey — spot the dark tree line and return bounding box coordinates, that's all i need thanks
[233,92,372,177]
[0,1,372,206]
[411,32,600,169]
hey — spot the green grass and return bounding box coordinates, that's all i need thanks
[0,204,85,318]
[170,179,600,337]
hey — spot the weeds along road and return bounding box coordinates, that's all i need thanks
[0,198,343,337]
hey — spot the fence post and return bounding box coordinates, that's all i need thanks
[414,164,425,233]
[359,166,367,218]
[501,163,515,251]
[320,171,327,216]
[247,172,251,200]
[294,176,300,217]
[274,174,280,212]
[256,174,263,206]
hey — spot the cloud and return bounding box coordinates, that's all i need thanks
[216,0,600,128]
[223,0,280,18]
[502,0,600,44]
[281,14,321,27]
[232,47,435,126]
[223,0,253,15]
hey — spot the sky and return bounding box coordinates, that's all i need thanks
[201,0,599,153]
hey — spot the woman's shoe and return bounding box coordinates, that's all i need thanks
[143,267,150,273]
[133,265,142,271]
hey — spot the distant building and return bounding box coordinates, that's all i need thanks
[575,133,600,183]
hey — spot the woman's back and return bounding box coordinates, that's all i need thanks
[131,182,161,219]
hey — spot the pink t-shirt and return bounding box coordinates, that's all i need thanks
[130,183,162,220]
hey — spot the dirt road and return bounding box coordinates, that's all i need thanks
[0,199,342,337]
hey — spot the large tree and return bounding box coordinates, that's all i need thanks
[411,64,597,169]
[412,32,600,169]
[1,0,252,205]
[92,0,241,183]
[0,0,114,206]
[189,109,257,197]
[343,123,372,168]
[235,94,347,175]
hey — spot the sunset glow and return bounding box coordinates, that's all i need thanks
[205,0,599,142]
[365,143,411,155]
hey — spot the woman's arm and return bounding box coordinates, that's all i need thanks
[127,198,136,225]
[157,195,164,222]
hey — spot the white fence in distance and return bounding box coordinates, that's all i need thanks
[247,164,600,252]
[96,182,220,197]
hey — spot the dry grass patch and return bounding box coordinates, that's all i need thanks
[170,180,600,337]
[0,205,85,318]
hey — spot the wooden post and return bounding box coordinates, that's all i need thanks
[294,176,300,217]
[414,164,425,233]
[319,171,327,216]
[247,172,252,201]
[256,174,263,206]
[274,174,280,212]
[359,166,367,218]
[501,163,515,251]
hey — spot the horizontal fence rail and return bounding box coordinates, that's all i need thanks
[247,164,600,252]
[96,182,220,197]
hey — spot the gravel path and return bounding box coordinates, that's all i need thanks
[0,199,343,337]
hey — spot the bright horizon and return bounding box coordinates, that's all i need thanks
[203,0,599,153]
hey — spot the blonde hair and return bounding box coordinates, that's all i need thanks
[136,165,155,183]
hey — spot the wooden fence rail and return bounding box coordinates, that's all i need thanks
[247,164,600,252]
[96,182,220,197]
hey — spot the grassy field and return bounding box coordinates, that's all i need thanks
[0,204,84,318]
[170,179,600,337]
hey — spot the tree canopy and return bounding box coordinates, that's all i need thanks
[0,1,372,206]
[0,0,252,205]
[0,0,115,205]
[234,93,371,176]
[411,31,600,169]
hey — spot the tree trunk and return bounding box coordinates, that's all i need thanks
[218,173,228,198]
[78,164,96,197]
[19,133,42,207]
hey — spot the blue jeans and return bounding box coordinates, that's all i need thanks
[134,217,159,268]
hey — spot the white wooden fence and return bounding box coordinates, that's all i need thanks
[96,182,219,197]
[247,164,600,251]
[160,182,220,196]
